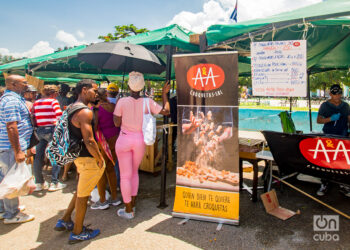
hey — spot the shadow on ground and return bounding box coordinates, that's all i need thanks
[146,170,350,249]
[31,170,175,249]
[1,165,349,249]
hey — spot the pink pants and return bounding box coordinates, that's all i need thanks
[115,130,145,203]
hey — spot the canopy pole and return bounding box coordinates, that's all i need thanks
[26,64,32,76]
[122,58,127,94]
[158,45,174,209]
[289,97,292,115]
[122,72,125,94]
[307,70,313,132]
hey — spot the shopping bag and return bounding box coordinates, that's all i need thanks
[90,187,110,203]
[0,161,34,199]
[142,98,156,145]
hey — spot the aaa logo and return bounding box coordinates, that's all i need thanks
[187,64,225,91]
[299,138,350,170]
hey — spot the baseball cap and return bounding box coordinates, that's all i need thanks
[26,85,37,92]
[330,84,342,95]
[107,82,119,92]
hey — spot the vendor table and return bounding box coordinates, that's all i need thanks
[238,131,269,202]
[239,151,267,202]
[256,150,274,192]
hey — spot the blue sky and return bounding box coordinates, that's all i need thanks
[0,0,203,52]
[0,0,321,58]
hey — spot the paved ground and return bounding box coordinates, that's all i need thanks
[1,166,350,250]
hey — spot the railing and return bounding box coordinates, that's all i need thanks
[238,97,334,109]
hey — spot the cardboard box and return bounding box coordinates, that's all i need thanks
[189,34,200,45]
[25,74,44,92]
[261,189,297,220]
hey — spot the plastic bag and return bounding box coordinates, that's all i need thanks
[142,98,156,145]
[0,161,35,199]
[90,187,110,203]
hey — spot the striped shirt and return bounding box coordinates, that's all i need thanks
[0,90,33,151]
[33,98,63,126]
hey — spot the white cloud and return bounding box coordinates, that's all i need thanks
[0,48,10,56]
[0,29,88,59]
[76,30,85,39]
[56,30,86,47]
[0,41,54,58]
[168,0,322,33]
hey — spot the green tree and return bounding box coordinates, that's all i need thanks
[310,70,350,96]
[239,76,252,88]
[98,24,149,42]
[0,54,16,65]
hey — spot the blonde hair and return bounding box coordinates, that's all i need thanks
[42,85,59,97]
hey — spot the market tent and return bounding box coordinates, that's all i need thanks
[0,58,31,72]
[206,0,350,46]
[30,25,200,80]
[0,45,87,73]
[0,45,164,82]
[35,71,165,82]
[205,0,350,72]
[311,20,350,72]
[119,23,251,76]
[118,24,199,80]
[118,24,200,52]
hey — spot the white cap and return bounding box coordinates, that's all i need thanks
[128,71,145,92]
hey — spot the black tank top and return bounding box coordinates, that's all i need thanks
[68,103,94,157]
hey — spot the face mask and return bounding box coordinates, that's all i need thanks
[107,97,117,104]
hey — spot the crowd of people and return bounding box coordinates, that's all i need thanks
[0,73,170,244]
[2,73,349,244]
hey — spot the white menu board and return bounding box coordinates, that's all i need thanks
[251,40,307,97]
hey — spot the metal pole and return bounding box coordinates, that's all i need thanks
[158,45,174,208]
[289,97,292,115]
[307,70,313,132]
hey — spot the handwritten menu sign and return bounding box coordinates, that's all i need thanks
[251,40,307,97]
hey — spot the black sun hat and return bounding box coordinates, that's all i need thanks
[330,84,342,95]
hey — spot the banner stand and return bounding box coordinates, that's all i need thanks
[172,212,239,226]
[172,52,240,225]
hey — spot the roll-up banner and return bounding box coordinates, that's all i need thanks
[172,52,240,225]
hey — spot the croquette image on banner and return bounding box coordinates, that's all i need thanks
[172,52,240,225]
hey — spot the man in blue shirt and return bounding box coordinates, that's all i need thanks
[0,75,34,224]
[316,84,350,197]
[317,84,350,136]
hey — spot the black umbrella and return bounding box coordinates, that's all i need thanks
[77,42,165,75]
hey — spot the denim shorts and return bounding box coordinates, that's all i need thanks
[0,150,16,183]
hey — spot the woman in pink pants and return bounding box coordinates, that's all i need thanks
[113,72,170,219]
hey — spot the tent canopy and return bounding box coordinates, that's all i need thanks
[206,0,350,46]
[0,23,251,79]
[0,45,164,81]
[0,45,87,71]
[119,23,251,76]
[0,26,196,80]
[206,0,350,73]
[118,24,200,52]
